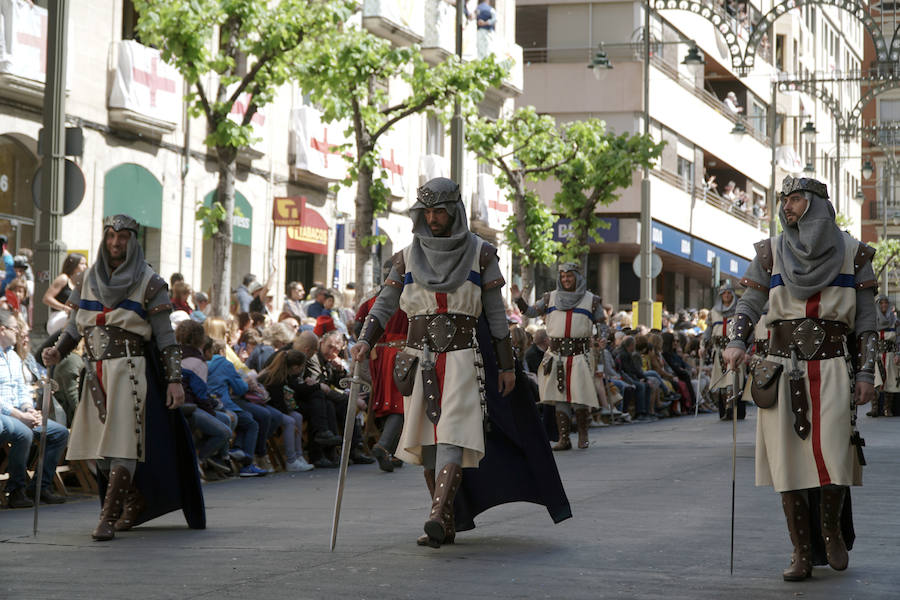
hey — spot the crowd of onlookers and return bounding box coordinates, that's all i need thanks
[703,174,768,221]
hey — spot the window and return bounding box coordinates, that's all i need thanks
[677,156,693,192]
[122,0,141,42]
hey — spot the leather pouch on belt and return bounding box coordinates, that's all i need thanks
[542,356,553,377]
[392,351,419,397]
[750,359,782,409]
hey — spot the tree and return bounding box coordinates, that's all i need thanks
[297,27,508,291]
[871,237,900,291]
[553,121,664,266]
[134,0,355,316]
[465,107,573,296]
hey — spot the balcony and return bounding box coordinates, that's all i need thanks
[363,0,424,46]
[108,41,180,137]
[477,30,523,98]
[422,0,454,65]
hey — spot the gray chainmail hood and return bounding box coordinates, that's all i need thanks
[776,177,844,301]
[407,177,480,293]
[87,214,147,307]
[876,296,896,331]
[554,262,587,311]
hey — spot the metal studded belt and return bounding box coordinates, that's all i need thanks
[877,339,896,353]
[548,337,590,356]
[83,326,146,361]
[768,318,849,361]
[406,314,477,353]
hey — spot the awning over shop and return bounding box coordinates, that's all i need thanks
[203,190,252,246]
[104,163,162,229]
[652,220,750,278]
[552,217,619,244]
[286,205,329,255]
[376,212,414,250]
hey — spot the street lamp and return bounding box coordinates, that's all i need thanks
[681,44,705,78]
[803,162,816,176]
[862,159,874,179]
[587,44,613,81]
[730,120,747,138]
[800,120,818,140]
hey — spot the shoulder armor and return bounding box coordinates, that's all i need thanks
[854,242,876,275]
[479,241,498,273]
[391,250,406,277]
[754,238,773,275]
[144,272,168,304]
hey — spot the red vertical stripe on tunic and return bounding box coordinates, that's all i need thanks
[435,293,448,314]
[805,292,831,485]
[881,330,887,367]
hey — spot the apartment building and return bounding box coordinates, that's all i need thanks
[515,0,863,310]
[0,0,521,316]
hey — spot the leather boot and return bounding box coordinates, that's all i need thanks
[820,486,849,571]
[114,484,146,532]
[884,393,894,417]
[422,463,462,547]
[372,444,394,472]
[781,491,813,581]
[417,469,438,547]
[552,410,572,451]
[867,397,880,417]
[575,408,590,449]
[92,466,132,541]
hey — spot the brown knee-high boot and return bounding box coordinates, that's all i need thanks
[417,468,456,547]
[781,491,813,581]
[423,463,462,547]
[114,483,146,532]
[884,392,895,417]
[92,466,132,541]
[820,486,849,571]
[552,410,572,451]
[575,407,590,449]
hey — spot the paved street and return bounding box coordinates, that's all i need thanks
[2,408,898,600]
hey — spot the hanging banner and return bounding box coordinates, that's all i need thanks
[108,40,180,124]
[0,0,47,82]
[289,105,352,181]
[273,196,306,227]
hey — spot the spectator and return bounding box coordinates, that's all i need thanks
[5,277,27,323]
[723,180,737,202]
[278,315,300,336]
[50,336,84,427]
[206,338,266,477]
[0,308,68,505]
[12,256,32,305]
[171,281,193,314]
[475,1,497,30]
[614,335,659,421]
[176,320,233,480]
[283,281,307,320]
[314,314,337,337]
[524,328,549,375]
[170,272,185,289]
[191,292,210,323]
[724,91,742,114]
[247,322,293,372]
[0,234,14,294]
[306,288,333,319]
[235,273,256,314]
[293,331,344,467]
[258,350,315,472]
[42,252,87,334]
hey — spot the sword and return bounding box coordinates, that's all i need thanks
[33,375,59,537]
[729,367,741,575]
[329,361,371,551]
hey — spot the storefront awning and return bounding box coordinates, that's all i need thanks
[286,205,329,255]
[104,163,162,229]
[203,190,252,246]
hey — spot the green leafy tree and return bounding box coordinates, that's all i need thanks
[134,0,354,316]
[466,107,573,295]
[871,237,900,290]
[553,121,664,266]
[297,27,507,291]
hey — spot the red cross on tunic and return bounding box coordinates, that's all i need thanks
[311,127,341,168]
[381,149,404,184]
[93,306,114,395]
[132,56,175,107]
[16,12,47,74]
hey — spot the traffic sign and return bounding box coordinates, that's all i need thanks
[632,253,662,279]
[31,159,86,215]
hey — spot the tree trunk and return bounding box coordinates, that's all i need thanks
[354,160,376,295]
[210,153,236,317]
[513,184,535,298]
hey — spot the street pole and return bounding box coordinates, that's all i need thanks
[450,0,465,185]
[768,80,777,235]
[887,161,892,295]
[34,1,69,340]
[639,0,653,328]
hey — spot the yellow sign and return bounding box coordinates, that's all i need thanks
[631,301,663,330]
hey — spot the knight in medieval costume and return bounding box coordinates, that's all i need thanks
[869,294,897,417]
[704,280,746,420]
[723,176,876,581]
[43,214,205,541]
[351,177,570,548]
[512,264,605,450]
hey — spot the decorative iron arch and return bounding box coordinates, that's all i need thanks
[648,0,743,70]
[744,0,891,75]
[849,78,900,126]
[777,78,846,130]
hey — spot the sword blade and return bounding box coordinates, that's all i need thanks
[330,363,362,551]
[33,377,54,536]
[730,368,738,575]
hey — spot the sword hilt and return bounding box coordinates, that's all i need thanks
[338,376,371,394]
[40,376,59,394]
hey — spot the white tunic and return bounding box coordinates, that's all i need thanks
[395,243,487,469]
[756,232,862,491]
[537,291,599,408]
[873,325,899,392]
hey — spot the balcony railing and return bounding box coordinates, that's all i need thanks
[652,167,766,230]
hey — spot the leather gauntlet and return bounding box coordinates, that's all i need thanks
[54,330,78,359]
[161,344,183,383]
[358,314,385,348]
[729,313,754,346]
[857,331,879,377]
[493,336,515,372]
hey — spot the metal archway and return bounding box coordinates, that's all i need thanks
[849,78,900,126]
[777,78,846,131]
[648,0,743,70]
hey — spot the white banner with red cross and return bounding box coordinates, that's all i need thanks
[108,40,180,123]
[378,131,408,199]
[227,86,267,153]
[477,173,511,232]
[289,105,353,182]
[0,0,49,82]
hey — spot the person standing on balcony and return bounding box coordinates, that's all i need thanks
[512,264,606,450]
[724,91,743,114]
[723,176,877,581]
[475,1,496,30]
